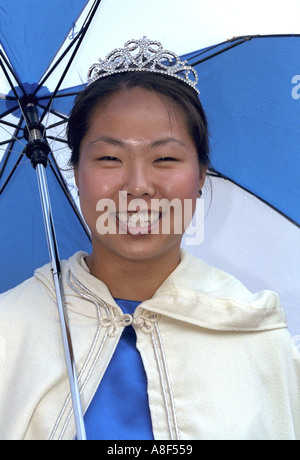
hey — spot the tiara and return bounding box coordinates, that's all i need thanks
[87,36,199,94]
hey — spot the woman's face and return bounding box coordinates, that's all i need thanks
[75,87,206,263]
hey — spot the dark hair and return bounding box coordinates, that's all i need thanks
[67,72,210,169]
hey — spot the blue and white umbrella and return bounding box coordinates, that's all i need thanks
[182,35,300,338]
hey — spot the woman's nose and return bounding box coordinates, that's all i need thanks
[124,162,155,198]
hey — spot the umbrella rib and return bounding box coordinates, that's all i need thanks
[38,0,102,125]
[0,105,22,120]
[208,169,300,228]
[34,0,102,96]
[189,34,300,67]
[39,93,90,240]
[0,118,24,182]
[47,153,91,240]
[37,103,69,122]
[0,62,25,109]
[0,136,23,148]
[38,91,83,100]
[0,122,26,148]
[185,39,239,62]
[190,37,250,66]
[0,149,25,197]
[46,136,68,145]
[0,49,26,95]
[46,121,67,131]
[33,28,85,96]
[0,58,30,134]
[0,119,21,130]
[0,153,24,196]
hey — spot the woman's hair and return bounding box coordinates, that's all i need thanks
[67,72,210,169]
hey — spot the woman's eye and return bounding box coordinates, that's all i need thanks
[155,157,177,163]
[98,156,120,162]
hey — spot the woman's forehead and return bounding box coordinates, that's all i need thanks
[89,86,182,115]
[83,88,193,148]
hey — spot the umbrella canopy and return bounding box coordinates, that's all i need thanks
[0,0,299,337]
[181,35,300,336]
[0,0,93,292]
[185,36,300,225]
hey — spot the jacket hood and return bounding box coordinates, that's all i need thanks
[34,250,287,333]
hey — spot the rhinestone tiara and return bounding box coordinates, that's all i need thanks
[87,36,199,94]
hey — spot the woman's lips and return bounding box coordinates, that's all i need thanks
[116,210,162,235]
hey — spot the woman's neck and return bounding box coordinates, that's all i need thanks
[85,248,181,301]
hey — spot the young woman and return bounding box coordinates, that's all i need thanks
[0,38,299,440]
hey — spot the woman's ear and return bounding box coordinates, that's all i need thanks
[198,166,207,191]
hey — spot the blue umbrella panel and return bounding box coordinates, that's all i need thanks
[0,1,97,293]
[184,35,300,227]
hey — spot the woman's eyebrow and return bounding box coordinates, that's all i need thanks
[149,137,188,149]
[90,135,188,150]
[91,136,126,147]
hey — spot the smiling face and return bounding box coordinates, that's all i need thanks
[75,87,206,264]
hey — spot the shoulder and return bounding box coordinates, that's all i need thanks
[1,260,54,306]
[0,251,88,303]
[0,253,85,323]
[150,250,286,332]
[175,250,281,306]
[0,268,53,335]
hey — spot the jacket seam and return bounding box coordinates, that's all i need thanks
[50,271,111,440]
[151,323,180,440]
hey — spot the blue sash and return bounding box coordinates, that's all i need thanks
[83,298,154,440]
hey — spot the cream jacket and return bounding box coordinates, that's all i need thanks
[0,250,300,440]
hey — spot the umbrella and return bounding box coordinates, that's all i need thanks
[1,0,299,439]
[0,0,98,439]
[181,35,300,339]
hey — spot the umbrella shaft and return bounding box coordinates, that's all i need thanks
[36,163,86,440]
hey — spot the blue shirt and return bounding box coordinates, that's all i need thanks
[83,298,154,440]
